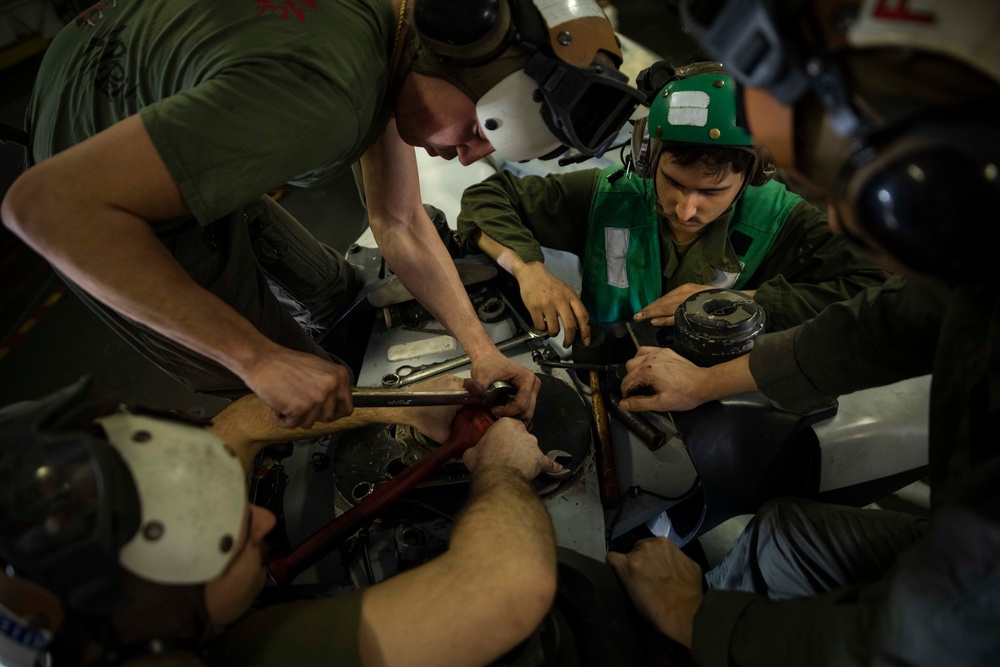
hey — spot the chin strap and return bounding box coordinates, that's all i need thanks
[387,0,413,106]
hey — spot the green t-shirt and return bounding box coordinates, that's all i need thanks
[206,589,365,666]
[29,0,395,230]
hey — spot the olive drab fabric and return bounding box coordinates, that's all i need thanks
[30,0,395,233]
[581,166,802,323]
[693,278,1000,667]
[457,167,887,332]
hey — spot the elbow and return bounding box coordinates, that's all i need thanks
[1,174,29,237]
[497,550,558,643]
[2,169,50,244]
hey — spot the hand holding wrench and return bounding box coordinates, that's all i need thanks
[268,405,497,586]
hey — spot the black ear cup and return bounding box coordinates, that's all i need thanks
[630,116,659,179]
[413,0,511,63]
[748,145,775,186]
[843,116,1000,282]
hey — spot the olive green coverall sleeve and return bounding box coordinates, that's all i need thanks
[747,201,891,332]
[455,168,601,262]
[693,279,1000,667]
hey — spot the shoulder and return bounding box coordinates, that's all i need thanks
[740,178,804,210]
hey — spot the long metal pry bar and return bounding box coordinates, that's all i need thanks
[351,381,516,408]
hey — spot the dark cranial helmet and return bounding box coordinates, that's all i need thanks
[0,378,246,665]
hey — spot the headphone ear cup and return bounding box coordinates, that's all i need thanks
[413,0,511,63]
[748,145,775,187]
[843,118,1000,282]
[631,116,660,179]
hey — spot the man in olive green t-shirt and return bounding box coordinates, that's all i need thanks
[2,0,642,428]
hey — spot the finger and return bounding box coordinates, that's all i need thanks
[606,551,626,573]
[617,394,658,412]
[643,303,678,321]
[494,372,538,419]
[544,310,562,338]
[558,309,578,348]
[494,384,529,418]
[521,372,540,419]
[540,452,561,474]
[625,353,653,372]
[461,376,482,394]
[650,315,676,327]
[333,391,355,422]
[277,409,302,429]
[529,306,547,334]
[571,302,591,347]
[318,393,337,423]
[295,405,319,430]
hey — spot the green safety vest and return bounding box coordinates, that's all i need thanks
[581,166,803,323]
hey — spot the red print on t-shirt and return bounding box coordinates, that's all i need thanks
[871,0,935,24]
[255,0,318,22]
[76,0,118,28]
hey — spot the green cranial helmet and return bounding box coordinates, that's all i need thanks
[631,61,770,183]
[650,65,752,146]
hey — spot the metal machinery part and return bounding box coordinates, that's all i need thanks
[380,328,547,387]
[326,373,594,587]
[673,288,765,366]
[333,373,592,513]
[267,407,499,586]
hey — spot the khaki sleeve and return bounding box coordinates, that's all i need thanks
[749,201,891,332]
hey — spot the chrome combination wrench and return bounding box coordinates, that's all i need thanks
[352,381,516,408]
[380,328,548,387]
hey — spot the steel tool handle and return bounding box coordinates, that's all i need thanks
[351,389,479,408]
[268,406,496,586]
[351,381,515,408]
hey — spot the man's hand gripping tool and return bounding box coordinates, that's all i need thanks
[267,385,514,586]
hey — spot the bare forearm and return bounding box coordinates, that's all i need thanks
[453,464,556,564]
[210,395,434,472]
[5,188,272,379]
[377,215,496,358]
[359,464,556,667]
[445,465,557,644]
[704,355,758,400]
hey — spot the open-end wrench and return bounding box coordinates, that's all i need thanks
[381,328,548,387]
[352,381,516,408]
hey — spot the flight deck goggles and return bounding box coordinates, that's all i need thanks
[0,378,139,614]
